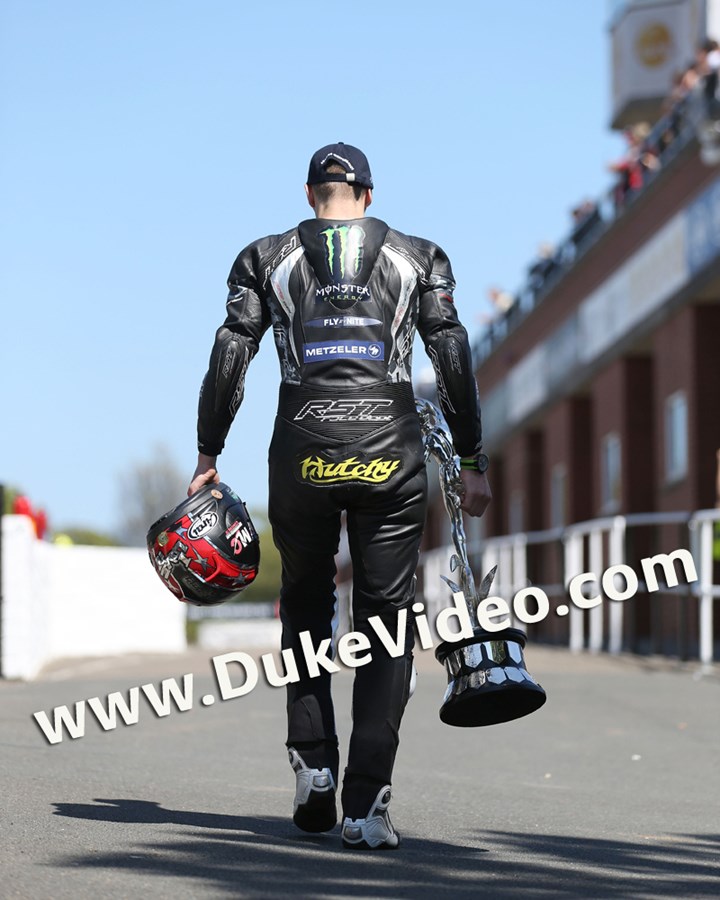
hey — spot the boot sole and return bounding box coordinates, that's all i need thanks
[341,836,401,850]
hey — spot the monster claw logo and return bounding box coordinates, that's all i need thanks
[320,224,365,280]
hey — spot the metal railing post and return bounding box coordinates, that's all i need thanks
[564,530,584,652]
[0,483,4,678]
[482,543,499,592]
[511,534,527,629]
[607,516,626,654]
[418,508,716,664]
[498,542,513,610]
[698,518,714,666]
[588,527,604,653]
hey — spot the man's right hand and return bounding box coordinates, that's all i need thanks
[188,453,220,496]
[459,469,492,518]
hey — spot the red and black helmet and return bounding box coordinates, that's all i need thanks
[146,483,260,606]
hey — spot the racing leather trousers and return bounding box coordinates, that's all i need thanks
[268,387,427,819]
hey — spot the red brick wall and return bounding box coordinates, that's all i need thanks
[693,304,720,509]
[625,357,655,513]
[591,357,654,515]
[653,306,695,511]
[542,396,594,529]
[501,432,543,530]
[592,360,625,515]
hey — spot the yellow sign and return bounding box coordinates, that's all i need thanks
[635,23,672,68]
[298,455,401,485]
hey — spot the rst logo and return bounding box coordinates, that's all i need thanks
[262,235,298,286]
[188,510,218,540]
[294,399,394,423]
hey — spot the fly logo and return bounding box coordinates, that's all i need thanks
[297,455,401,485]
[293,399,394,423]
[306,315,381,328]
[319,224,365,280]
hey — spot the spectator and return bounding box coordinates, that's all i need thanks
[570,200,601,251]
[609,123,659,209]
[662,64,698,115]
[528,242,557,291]
[488,286,515,315]
[659,67,694,151]
[697,38,720,109]
[477,287,515,328]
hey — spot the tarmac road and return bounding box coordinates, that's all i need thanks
[1,643,719,899]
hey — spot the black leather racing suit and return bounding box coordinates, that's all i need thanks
[197,216,482,818]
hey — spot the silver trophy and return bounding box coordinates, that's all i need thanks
[416,398,547,727]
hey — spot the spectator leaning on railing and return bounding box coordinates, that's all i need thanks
[608,122,660,210]
[697,38,720,107]
[477,38,720,363]
[569,199,600,253]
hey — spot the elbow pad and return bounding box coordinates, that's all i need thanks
[209,328,250,416]
[197,328,251,455]
[428,335,483,457]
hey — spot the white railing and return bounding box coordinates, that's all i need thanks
[417,509,719,665]
[689,509,720,665]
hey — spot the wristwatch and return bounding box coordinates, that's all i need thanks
[459,452,489,474]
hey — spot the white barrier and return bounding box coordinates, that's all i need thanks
[419,509,716,663]
[1,515,186,680]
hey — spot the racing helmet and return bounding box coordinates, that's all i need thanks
[146,482,260,606]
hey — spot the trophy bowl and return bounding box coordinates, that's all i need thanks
[435,627,547,727]
[415,397,548,729]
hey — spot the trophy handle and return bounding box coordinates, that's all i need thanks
[416,397,547,727]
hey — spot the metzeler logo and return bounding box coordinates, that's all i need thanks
[319,224,365,279]
[303,341,385,363]
[293,399,394,423]
[297,455,401,484]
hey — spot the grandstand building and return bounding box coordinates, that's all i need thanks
[421,8,720,661]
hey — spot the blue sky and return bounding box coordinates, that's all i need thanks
[1,1,625,533]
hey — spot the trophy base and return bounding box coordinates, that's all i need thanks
[435,627,547,727]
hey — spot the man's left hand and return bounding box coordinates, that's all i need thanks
[459,470,492,518]
[188,453,220,496]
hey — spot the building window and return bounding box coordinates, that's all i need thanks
[664,391,688,483]
[550,464,567,529]
[601,433,622,514]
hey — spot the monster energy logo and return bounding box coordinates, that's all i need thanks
[319,224,365,279]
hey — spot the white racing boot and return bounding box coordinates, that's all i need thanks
[341,785,400,850]
[288,747,337,833]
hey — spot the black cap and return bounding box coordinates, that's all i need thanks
[307,142,373,189]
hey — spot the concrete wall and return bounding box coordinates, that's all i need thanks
[1,515,186,680]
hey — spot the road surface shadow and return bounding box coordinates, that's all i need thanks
[51,799,719,898]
